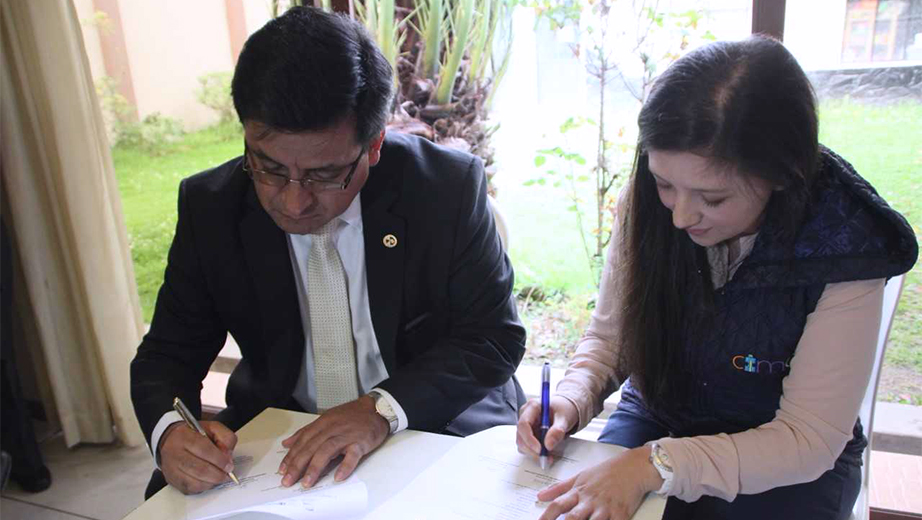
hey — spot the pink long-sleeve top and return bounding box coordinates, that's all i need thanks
[555,221,885,503]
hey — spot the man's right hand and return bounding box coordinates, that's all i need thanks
[158,420,238,494]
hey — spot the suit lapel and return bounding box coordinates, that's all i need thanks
[362,155,406,377]
[239,186,304,400]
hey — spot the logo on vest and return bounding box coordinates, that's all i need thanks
[731,354,790,375]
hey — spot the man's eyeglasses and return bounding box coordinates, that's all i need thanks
[242,144,366,192]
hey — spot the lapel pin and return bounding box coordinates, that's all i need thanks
[383,234,398,248]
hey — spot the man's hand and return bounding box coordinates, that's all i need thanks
[159,420,238,495]
[278,395,389,488]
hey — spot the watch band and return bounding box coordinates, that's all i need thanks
[368,390,398,434]
[649,442,674,496]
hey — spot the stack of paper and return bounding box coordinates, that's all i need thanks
[181,419,369,520]
[365,425,666,520]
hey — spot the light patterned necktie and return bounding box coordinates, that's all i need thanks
[308,221,360,412]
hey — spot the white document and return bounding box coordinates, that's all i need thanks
[216,476,368,520]
[366,425,665,520]
[182,416,369,520]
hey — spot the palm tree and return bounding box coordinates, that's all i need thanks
[361,0,515,193]
[273,0,514,192]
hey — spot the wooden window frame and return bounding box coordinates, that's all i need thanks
[752,0,787,40]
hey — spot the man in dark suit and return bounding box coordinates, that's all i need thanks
[130,6,525,498]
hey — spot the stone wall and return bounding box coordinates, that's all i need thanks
[807,65,922,104]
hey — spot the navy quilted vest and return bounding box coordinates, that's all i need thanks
[620,147,918,460]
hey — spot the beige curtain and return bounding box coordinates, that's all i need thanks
[1,0,144,447]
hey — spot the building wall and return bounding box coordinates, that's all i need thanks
[242,1,273,41]
[73,0,107,89]
[809,64,922,103]
[74,0,276,131]
[118,0,233,129]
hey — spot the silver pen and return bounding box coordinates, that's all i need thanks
[173,397,240,485]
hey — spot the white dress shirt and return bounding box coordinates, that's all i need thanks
[149,195,408,466]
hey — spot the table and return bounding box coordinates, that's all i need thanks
[122,408,459,520]
[122,407,665,520]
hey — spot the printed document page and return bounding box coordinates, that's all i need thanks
[366,425,665,520]
[182,416,369,520]
[216,476,367,520]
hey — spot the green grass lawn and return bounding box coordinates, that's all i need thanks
[114,123,242,319]
[818,100,922,389]
[115,100,921,400]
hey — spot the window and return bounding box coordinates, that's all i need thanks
[842,0,922,62]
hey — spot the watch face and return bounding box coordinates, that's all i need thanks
[653,445,673,472]
[372,393,397,425]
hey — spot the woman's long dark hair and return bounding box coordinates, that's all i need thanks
[618,36,820,411]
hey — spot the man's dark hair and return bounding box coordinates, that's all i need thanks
[617,36,820,411]
[232,6,394,145]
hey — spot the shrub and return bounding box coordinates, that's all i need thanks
[195,71,236,123]
[95,75,135,146]
[118,113,185,155]
[95,76,184,155]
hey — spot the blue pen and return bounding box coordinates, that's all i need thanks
[539,362,551,470]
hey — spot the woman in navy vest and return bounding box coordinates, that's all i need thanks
[517,36,917,520]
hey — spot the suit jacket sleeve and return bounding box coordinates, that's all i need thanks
[130,178,226,445]
[375,155,526,431]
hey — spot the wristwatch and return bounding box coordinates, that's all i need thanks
[648,442,674,495]
[368,390,398,434]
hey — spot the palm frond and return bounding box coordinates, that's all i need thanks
[435,0,476,104]
[417,0,447,79]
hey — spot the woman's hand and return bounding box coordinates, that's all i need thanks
[537,446,663,520]
[516,396,579,459]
